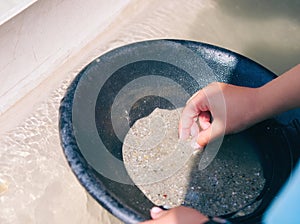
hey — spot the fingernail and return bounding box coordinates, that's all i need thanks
[151,207,163,214]
[202,122,210,130]
[191,141,202,149]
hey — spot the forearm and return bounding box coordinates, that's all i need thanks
[179,64,300,147]
[254,64,300,121]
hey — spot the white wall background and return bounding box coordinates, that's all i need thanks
[0,0,37,25]
[0,0,131,115]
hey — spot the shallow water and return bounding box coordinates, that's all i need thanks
[1,0,300,223]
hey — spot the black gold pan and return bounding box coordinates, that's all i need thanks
[59,39,300,224]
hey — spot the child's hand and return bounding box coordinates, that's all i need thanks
[139,206,209,224]
[179,82,258,148]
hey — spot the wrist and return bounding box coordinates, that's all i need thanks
[254,82,283,122]
[236,86,265,130]
[247,85,271,125]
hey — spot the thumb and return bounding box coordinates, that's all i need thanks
[195,127,212,148]
[150,207,167,219]
[196,120,225,147]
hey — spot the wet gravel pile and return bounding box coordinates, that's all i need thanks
[123,108,265,217]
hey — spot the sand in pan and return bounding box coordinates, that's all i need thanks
[123,108,265,217]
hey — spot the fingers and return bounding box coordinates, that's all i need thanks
[179,90,208,140]
[195,126,212,148]
[150,207,166,219]
[179,107,198,140]
[190,121,200,138]
[138,207,167,224]
[198,111,211,130]
[180,82,227,148]
[140,206,210,224]
[195,118,225,147]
